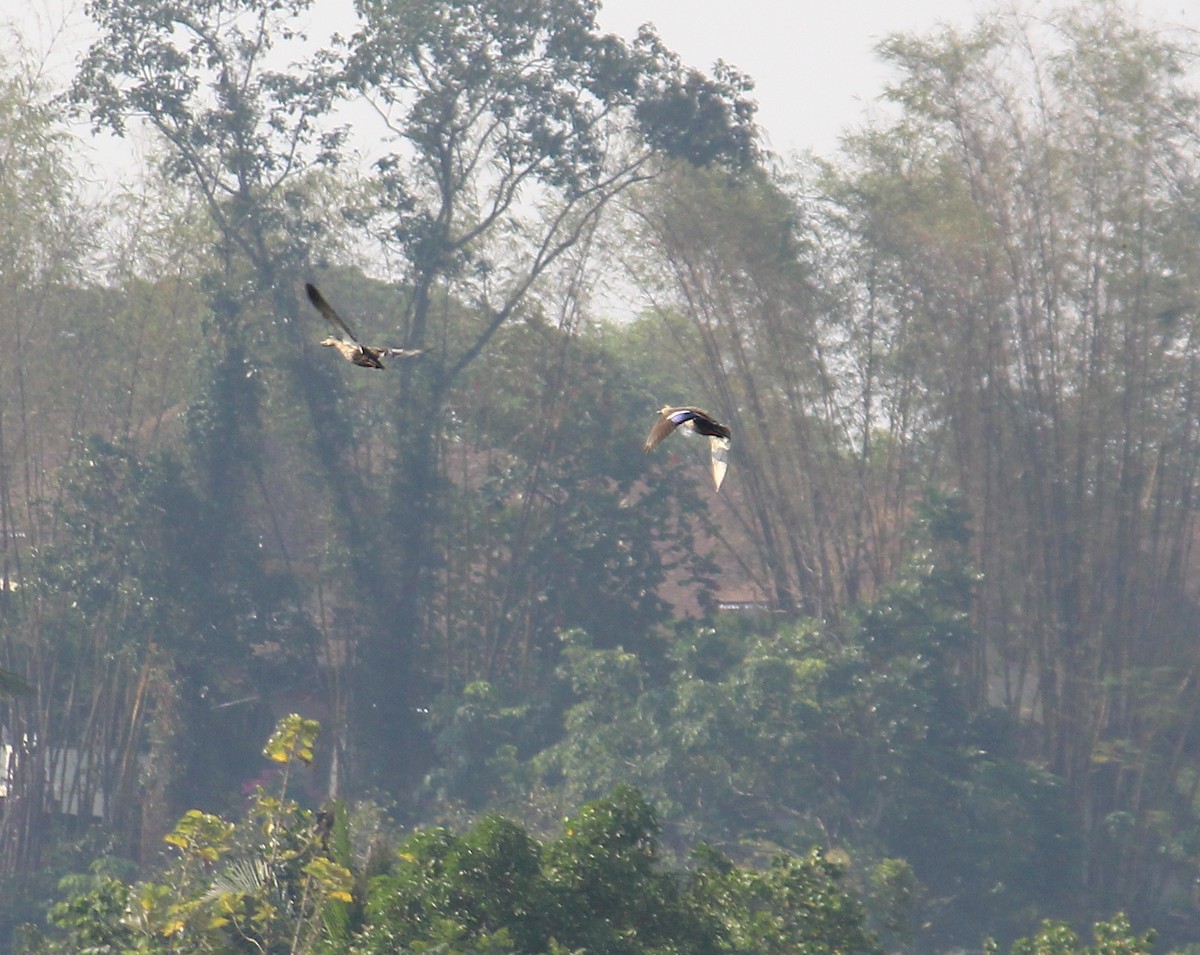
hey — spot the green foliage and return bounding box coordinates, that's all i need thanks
[866,858,921,951]
[26,717,354,955]
[265,714,322,768]
[163,810,236,864]
[27,720,882,955]
[531,631,673,816]
[687,846,882,955]
[357,786,878,955]
[41,876,137,954]
[1005,913,1156,955]
[636,59,759,169]
[423,681,539,810]
[437,497,1081,950]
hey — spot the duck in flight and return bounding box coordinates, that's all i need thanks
[305,283,426,369]
[643,406,732,491]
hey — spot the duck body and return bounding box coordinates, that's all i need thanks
[320,336,387,368]
[643,405,732,491]
[306,283,426,369]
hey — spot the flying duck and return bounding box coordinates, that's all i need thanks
[643,406,732,491]
[305,283,426,369]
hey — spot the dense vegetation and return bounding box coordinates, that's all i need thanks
[1,0,1200,952]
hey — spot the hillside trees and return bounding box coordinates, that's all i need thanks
[22,0,1200,936]
[500,494,1080,948]
[70,0,368,821]
[0,53,304,914]
[0,62,98,562]
[616,0,1200,927]
[72,0,346,487]
[831,4,1200,913]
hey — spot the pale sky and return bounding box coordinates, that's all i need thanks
[597,0,991,156]
[596,0,1199,157]
[3,0,1198,177]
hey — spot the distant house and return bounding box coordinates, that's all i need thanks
[714,584,777,614]
[0,735,135,819]
[716,598,775,613]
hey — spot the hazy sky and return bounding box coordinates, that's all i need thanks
[595,0,1199,157]
[3,0,1197,173]
[596,0,990,156]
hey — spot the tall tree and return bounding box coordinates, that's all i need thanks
[0,58,112,879]
[0,61,96,562]
[328,0,757,791]
[836,3,1200,912]
[70,0,380,805]
[624,163,904,618]
[71,0,353,505]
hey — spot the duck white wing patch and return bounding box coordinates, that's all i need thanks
[708,435,730,491]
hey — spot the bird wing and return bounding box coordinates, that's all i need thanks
[305,283,360,343]
[708,435,730,491]
[381,346,427,359]
[644,409,686,452]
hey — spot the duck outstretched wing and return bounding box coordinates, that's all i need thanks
[305,283,360,343]
[643,409,686,452]
[380,346,427,359]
